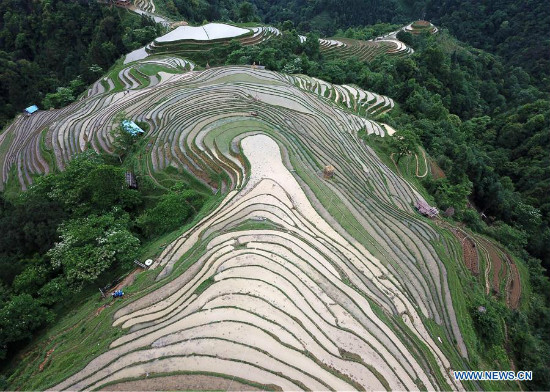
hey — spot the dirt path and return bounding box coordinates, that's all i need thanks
[415,149,428,178]
[38,345,58,372]
[14,309,93,386]
[390,150,427,178]
[95,268,143,316]
[389,153,403,176]
[110,268,143,294]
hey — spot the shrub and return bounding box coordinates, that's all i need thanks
[137,185,205,238]
[470,296,505,346]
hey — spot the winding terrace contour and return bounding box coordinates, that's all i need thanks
[2,63,468,390]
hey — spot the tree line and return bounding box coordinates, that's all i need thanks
[0,0,164,128]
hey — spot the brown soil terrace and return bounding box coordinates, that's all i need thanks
[100,374,265,391]
[413,20,431,27]
[484,240,503,294]
[465,236,521,310]
[452,228,479,275]
[429,160,446,179]
[506,255,521,309]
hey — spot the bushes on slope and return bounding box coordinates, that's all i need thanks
[0,151,207,364]
[137,183,206,238]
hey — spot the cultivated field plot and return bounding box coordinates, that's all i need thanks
[1,62,468,390]
[125,22,414,64]
[403,20,439,35]
[284,74,395,116]
[133,0,155,13]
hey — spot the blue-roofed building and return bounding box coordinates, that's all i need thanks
[25,105,39,115]
[121,120,144,136]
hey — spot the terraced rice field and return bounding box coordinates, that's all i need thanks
[285,74,395,116]
[321,37,413,62]
[2,61,471,390]
[126,22,414,65]
[440,220,522,310]
[134,0,155,13]
[403,20,439,35]
[475,237,522,309]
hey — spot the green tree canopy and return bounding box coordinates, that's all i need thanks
[47,212,140,287]
[389,128,420,164]
[137,184,205,238]
[0,294,53,359]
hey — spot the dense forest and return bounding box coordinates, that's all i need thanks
[156,0,421,33]
[425,0,550,91]
[185,0,550,91]
[251,0,550,90]
[0,0,163,127]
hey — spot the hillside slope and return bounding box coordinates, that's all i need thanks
[2,61,476,390]
[426,0,550,89]
[2,2,548,389]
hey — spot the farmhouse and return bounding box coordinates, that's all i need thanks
[121,120,144,136]
[415,199,439,218]
[252,62,266,70]
[24,105,38,115]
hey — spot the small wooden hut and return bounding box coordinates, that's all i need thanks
[323,165,335,179]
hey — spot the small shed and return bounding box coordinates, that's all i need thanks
[125,172,138,189]
[323,165,335,179]
[25,105,39,115]
[121,120,144,136]
[252,61,266,70]
[415,199,438,218]
[444,207,455,217]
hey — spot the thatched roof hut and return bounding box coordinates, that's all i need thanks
[323,165,335,179]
